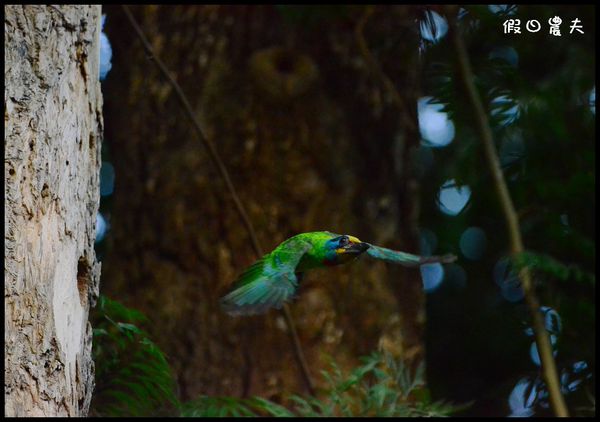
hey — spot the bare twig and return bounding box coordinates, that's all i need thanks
[449,15,568,417]
[121,5,315,396]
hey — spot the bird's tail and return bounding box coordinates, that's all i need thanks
[365,244,456,267]
[418,253,457,265]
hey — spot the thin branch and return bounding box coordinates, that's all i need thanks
[121,5,315,396]
[448,14,568,417]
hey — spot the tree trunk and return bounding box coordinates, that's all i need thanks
[102,5,423,402]
[5,5,103,416]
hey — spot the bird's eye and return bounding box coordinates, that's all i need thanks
[339,236,349,246]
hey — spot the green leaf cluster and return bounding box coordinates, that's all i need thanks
[90,296,178,416]
[283,352,462,417]
[91,298,461,417]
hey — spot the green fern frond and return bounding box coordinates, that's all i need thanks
[92,296,463,417]
[284,351,464,417]
[90,295,178,416]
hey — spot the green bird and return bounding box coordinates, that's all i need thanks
[220,231,456,316]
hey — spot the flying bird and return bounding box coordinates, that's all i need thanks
[220,231,456,316]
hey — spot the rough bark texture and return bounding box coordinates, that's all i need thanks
[5,5,103,417]
[102,5,422,403]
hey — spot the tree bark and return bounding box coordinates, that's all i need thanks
[5,5,103,416]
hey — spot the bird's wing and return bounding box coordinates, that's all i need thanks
[365,244,456,267]
[220,241,311,316]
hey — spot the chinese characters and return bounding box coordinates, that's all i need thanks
[503,17,584,35]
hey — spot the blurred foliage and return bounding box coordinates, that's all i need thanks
[89,296,178,416]
[513,251,596,286]
[417,4,594,416]
[277,352,462,417]
[90,296,459,416]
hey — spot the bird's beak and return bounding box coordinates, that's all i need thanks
[342,240,370,255]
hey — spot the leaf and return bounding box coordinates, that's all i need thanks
[120,321,143,333]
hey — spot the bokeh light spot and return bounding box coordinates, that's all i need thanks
[420,11,448,43]
[572,361,588,374]
[418,97,455,147]
[530,335,557,366]
[421,263,444,293]
[540,306,562,335]
[99,15,112,81]
[508,377,536,417]
[437,179,471,216]
[96,212,109,243]
[488,5,517,15]
[491,95,520,127]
